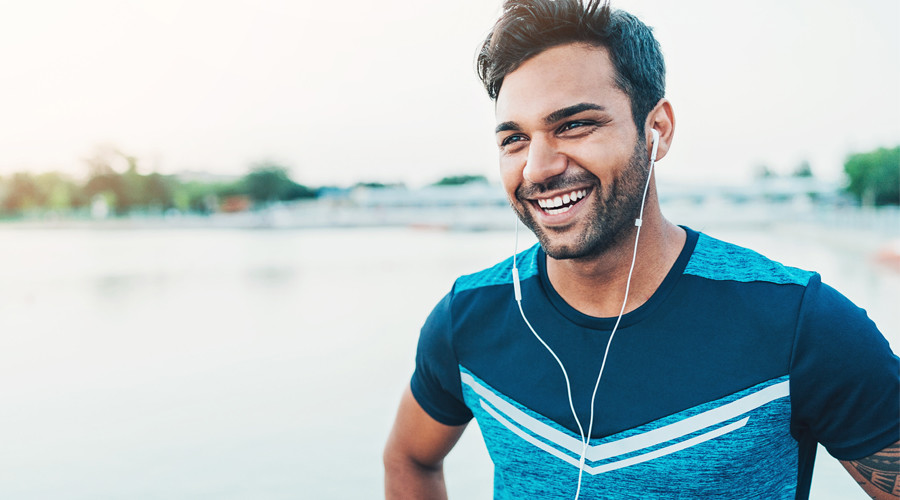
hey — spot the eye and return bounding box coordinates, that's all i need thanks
[558,120,595,134]
[500,134,528,148]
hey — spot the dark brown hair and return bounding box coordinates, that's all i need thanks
[476,0,665,131]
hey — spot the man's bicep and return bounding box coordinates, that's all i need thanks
[840,441,900,499]
[385,385,468,468]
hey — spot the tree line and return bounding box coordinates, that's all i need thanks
[844,146,899,207]
[0,145,896,219]
[0,151,315,218]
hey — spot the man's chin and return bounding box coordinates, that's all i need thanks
[531,228,592,260]
[539,240,593,260]
[514,208,601,259]
[534,223,627,261]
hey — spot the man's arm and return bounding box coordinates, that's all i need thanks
[384,385,468,500]
[841,441,900,499]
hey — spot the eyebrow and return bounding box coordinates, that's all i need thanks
[495,121,520,134]
[545,102,605,124]
[494,102,606,134]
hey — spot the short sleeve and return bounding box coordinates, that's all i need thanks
[409,289,473,426]
[790,274,900,460]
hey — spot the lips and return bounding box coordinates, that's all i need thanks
[534,188,588,215]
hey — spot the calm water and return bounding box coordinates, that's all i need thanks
[0,223,896,499]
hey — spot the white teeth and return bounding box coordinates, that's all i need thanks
[536,189,587,211]
[545,205,572,215]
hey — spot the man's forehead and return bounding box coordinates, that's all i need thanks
[494,43,625,124]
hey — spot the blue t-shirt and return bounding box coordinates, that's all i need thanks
[411,227,899,499]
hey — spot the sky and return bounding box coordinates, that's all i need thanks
[1,0,898,187]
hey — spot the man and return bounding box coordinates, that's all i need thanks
[383,0,900,498]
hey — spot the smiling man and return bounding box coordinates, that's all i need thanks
[383,1,899,499]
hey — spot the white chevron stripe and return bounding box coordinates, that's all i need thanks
[585,417,749,474]
[481,398,749,474]
[480,400,582,466]
[462,372,582,451]
[461,371,788,463]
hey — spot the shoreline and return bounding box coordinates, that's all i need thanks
[2,202,897,230]
[3,203,897,272]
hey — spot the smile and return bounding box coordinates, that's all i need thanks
[535,189,588,215]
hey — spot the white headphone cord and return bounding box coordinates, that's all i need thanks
[579,153,655,497]
[515,221,587,445]
[512,140,657,499]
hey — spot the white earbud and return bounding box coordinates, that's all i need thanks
[650,128,660,163]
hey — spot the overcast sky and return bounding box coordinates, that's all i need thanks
[1,0,898,187]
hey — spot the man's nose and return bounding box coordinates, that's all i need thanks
[523,137,567,185]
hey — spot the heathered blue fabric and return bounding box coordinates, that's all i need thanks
[455,245,539,293]
[410,227,899,499]
[684,233,814,285]
[461,367,797,499]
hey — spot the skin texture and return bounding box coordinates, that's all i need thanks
[383,387,466,499]
[841,441,900,499]
[494,43,682,317]
[383,42,899,498]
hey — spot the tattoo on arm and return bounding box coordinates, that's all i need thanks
[848,443,900,497]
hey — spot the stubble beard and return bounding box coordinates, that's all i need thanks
[512,140,650,260]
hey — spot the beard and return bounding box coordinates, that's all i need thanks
[512,139,650,260]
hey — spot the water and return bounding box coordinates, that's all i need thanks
[0,224,896,499]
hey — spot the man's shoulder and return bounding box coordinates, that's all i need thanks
[684,231,816,287]
[453,244,541,295]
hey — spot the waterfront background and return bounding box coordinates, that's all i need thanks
[1,204,897,498]
[1,0,897,495]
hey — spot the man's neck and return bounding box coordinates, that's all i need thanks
[545,213,686,318]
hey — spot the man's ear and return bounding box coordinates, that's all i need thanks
[644,99,675,161]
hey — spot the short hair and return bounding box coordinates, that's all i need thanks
[476,0,666,132]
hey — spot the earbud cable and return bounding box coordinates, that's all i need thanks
[512,147,656,500]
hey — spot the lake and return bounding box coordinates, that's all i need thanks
[0,221,896,499]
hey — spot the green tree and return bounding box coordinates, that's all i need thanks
[81,148,180,215]
[792,160,813,178]
[353,181,405,189]
[1,173,41,214]
[83,171,126,214]
[242,163,314,205]
[142,173,175,211]
[844,146,900,206]
[433,174,488,186]
[172,179,244,213]
[36,172,86,212]
[0,171,87,216]
[82,146,129,215]
[754,164,777,179]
